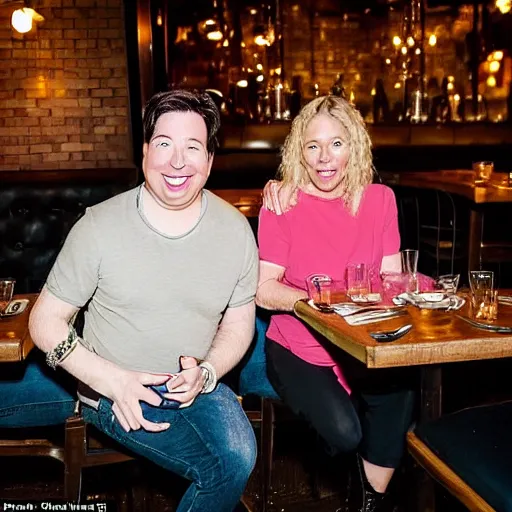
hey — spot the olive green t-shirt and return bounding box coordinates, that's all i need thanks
[45,186,258,374]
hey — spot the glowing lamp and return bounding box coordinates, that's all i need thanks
[11,8,33,33]
[489,60,500,73]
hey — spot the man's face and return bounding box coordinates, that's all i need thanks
[142,111,213,211]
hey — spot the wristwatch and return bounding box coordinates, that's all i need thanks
[199,361,217,394]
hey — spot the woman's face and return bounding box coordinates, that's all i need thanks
[302,113,350,198]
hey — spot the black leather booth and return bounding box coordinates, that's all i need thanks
[0,168,138,294]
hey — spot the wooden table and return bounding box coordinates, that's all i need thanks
[294,295,512,421]
[383,170,512,271]
[295,295,512,510]
[0,294,37,362]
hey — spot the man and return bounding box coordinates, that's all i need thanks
[29,89,258,512]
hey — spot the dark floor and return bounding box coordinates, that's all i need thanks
[0,418,468,512]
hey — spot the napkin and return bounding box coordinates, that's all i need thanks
[339,309,407,326]
[393,293,465,311]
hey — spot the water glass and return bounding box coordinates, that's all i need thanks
[346,264,370,298]
[306,274,332,305]
[471,289,499,321]
[381,271,408,297]
[401,249,419,293]
[469,270,494,294]
[473,161,494,185]
[434,274,460,295]
[0,279,15,315]
[469,270,496,321]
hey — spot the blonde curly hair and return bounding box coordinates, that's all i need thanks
[278,95,374,212]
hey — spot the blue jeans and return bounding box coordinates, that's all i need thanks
[0,351,77,427]
[82,383,256,512]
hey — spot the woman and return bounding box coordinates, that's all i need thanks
[256,95,414,512]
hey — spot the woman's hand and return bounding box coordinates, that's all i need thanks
[262,180,298,215]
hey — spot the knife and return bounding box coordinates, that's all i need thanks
[455,315,512,333]
[346,310,408,326]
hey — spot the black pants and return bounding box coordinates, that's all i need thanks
[266,339,415,468]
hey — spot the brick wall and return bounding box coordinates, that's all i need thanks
[0,0,133,171]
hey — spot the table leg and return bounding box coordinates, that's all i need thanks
[468,208,483,272]
[420,365,442,423]
[415,365,443,512]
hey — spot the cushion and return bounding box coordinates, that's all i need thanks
[239,315,279,400]
[415,401,512,512]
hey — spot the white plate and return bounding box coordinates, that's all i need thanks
[0,299,29,317]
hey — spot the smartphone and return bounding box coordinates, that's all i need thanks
[149,383,182,409]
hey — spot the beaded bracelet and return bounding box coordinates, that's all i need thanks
[46,325,80,370]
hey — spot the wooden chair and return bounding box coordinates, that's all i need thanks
[242,397,278,512]
[0,408,139,502]
[407,401,512,512]
[239,315,281,512]
[63,411,136,500]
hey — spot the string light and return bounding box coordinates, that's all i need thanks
[489,60,500,72]
[496,0,511,14]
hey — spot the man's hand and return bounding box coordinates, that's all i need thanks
[101,369,172,433]
[262,180,298,215]
[163,356,206,409]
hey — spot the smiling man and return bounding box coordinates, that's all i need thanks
[29,90,259,512]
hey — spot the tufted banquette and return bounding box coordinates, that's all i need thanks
[0,168,138,294]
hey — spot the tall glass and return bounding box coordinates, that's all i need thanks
[346,263,370,298]
[0,279,15,315]
[468,270,497,321]
[401,249,419,293]
[473,161,494,185]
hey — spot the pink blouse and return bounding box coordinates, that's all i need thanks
[258,184,401,393]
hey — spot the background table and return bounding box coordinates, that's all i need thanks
[383,170,512,271]
[0,294,37,362]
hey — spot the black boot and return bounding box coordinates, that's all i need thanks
[346,455,386,512]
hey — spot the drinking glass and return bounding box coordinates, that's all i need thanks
[346,264,370,298]
[306,274,332,305]
[0,279,15,316]
[434,274,460,295]
[400,249,419,293]
[469,270,494,294]
[471,289,499,321]
[469,270,496,321]
[381,271,408,297]
[473,161,494,185]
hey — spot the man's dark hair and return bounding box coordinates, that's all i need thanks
[142,89,220,155]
